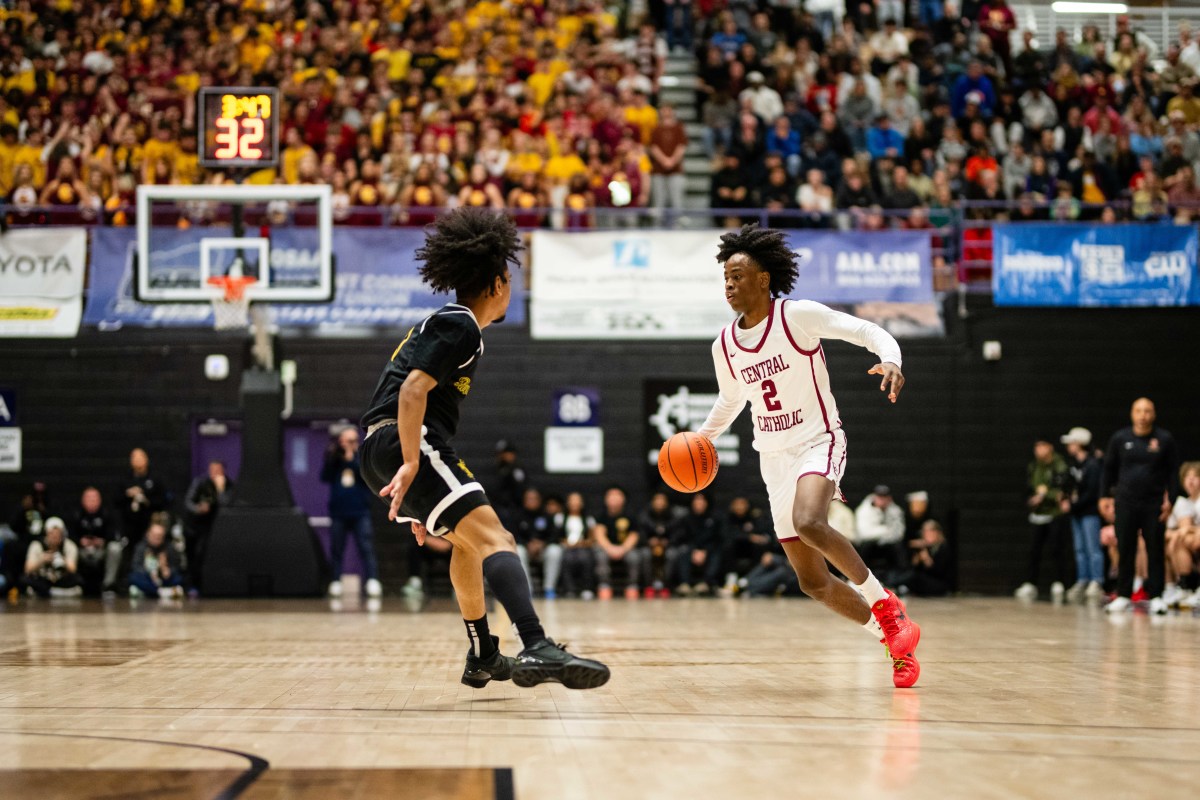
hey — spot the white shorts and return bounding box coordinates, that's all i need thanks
[759,429,848,542]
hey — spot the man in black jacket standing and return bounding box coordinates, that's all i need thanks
[1103,399,1181,615]
[1061,428,1105,603]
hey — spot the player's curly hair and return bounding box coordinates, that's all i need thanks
[415,208,523,299]
[715,223,799,297]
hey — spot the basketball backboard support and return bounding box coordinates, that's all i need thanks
[134,184,334,303]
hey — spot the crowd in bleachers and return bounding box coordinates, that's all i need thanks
[695,2,1200,234]
[0,0,693,228]
[7,1,1199,236]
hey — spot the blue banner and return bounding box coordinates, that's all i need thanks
[994,223,1199,307]
[783,230,933,303]
[85,227,525,328]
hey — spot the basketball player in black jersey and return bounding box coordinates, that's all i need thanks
[360,208,610,690]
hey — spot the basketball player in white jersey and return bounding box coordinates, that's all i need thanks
[694,225,922,687]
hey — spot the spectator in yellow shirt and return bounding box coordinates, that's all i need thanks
[174,133,202,185]
[13,128,47,189]
[239,28,275,74]
[372,31,412,83]
[141,125,180,185]
[527,59,559,107]
[1166,79,1200,125]
[281,127,317,185]
[0,124,17,195]
[623,89,660,146]
[507,131,545,178]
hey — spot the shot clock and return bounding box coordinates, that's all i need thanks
[198,87,281,169]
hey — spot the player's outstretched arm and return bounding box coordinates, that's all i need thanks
[380,369,439,524]
[791,300,905,403]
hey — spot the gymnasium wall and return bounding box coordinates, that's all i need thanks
[2,300,1196,594]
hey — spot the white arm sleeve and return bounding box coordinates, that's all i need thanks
[695,337,747,440]
[788,300,903,367]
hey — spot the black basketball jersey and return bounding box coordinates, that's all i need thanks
[361,303,484,441]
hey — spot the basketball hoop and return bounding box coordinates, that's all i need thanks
[207,275,258,330]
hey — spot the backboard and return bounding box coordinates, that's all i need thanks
[134,184,334,304]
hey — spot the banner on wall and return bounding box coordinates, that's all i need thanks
[0,228,87,337]
[84,227,525,328]
[530,230,932,339]
[993,223,1199,307]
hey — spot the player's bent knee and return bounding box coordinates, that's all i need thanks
[792,515,829,543]
[798,576,833,602]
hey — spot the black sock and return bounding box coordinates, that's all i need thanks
[482,551,546,648]
[464,615,496,657]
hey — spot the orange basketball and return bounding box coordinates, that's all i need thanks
[658,432,719,493]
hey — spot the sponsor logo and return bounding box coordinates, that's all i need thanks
[0,254,73,275]
[1144,252,1189,279]
[833,250,923,288]
[1075,243,1126,285]
[457,459,474,478]
[454,377,472,396]
[613,239,650,269]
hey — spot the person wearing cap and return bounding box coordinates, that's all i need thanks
[1167,78,1200,126]
[950,61,995,120]
[1160,46,1197,99]
[739,71,783,126]
[1015,436,1071,602]
[22,517,82,598]
[1102,398,1181,615]
[1062,428,1105,602]
[853,486,907,583]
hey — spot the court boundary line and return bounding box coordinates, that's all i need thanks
[0,729,269,799]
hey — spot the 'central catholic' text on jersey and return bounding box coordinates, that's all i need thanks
[361,303,483,441]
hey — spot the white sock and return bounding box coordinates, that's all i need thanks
[862,616,883,639]
[855,571,888,606]
[1133,577,1144,593]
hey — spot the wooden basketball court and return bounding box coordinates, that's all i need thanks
[1,597,1195,799]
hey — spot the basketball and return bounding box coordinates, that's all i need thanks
[658,432,719,493]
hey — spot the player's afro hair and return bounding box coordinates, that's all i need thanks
[715,224,799,297]
[416,207,523,299]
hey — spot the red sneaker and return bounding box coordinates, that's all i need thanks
[872,590,921,658]
[643,587,656,599]
[883,643,920,688]
[1131,587,1148,603]
[657,588,671,599]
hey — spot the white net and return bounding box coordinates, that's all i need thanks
[211,294,252,330]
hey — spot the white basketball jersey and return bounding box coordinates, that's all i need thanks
[698,298,902,453]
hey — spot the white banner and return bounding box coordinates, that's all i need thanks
[531,230,731,339]
[0,228,87,337]
[544,427,604,473]
[0,428,20,472]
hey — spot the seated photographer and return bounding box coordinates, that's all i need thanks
[898,520,954,597]
[128,520,184,600]
[22,517,82,598]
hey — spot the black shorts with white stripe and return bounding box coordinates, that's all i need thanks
[360,424,490,536]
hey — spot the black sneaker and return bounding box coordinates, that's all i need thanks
[511,638,610,690]
[461,635,516,689]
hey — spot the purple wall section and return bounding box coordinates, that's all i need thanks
[190,417,363,575]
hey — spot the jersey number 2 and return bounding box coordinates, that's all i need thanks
[761,380,782,412]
